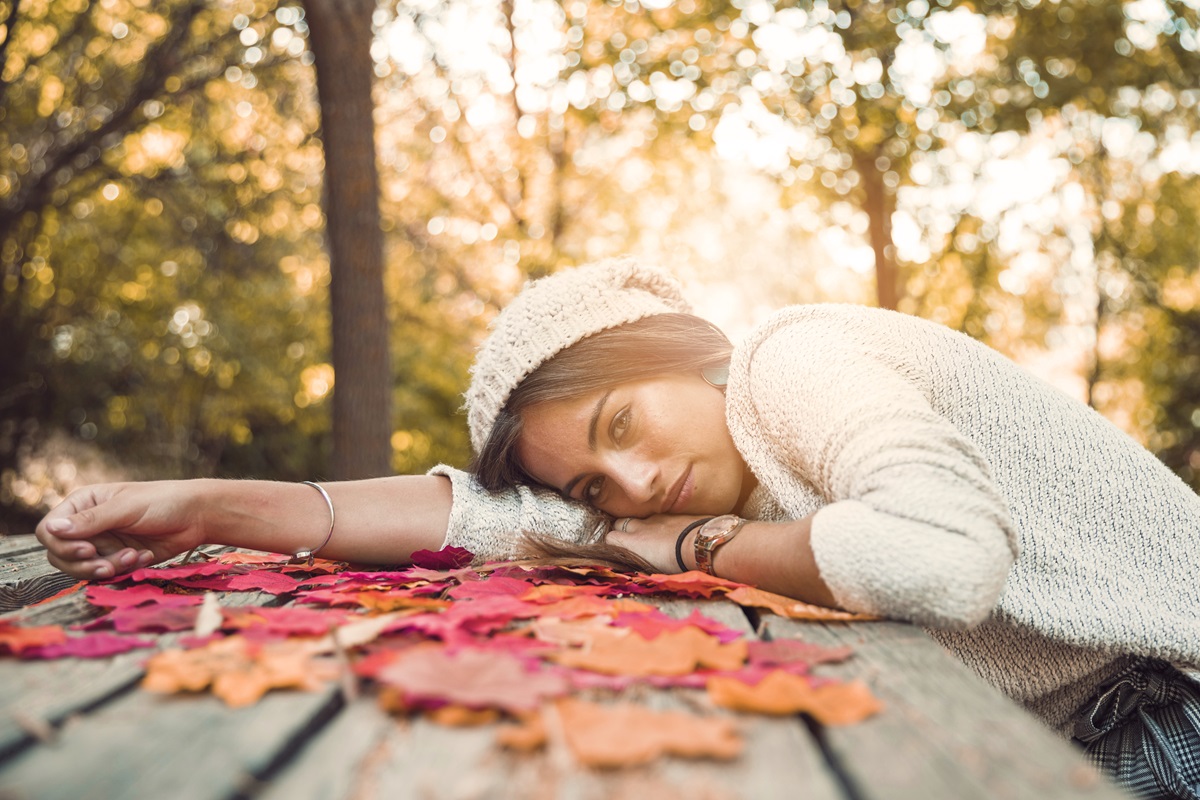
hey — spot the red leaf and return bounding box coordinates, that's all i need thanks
[22,633,155,659]
[447,576,535,601]
[410,546,475,570]
[86,584,204,609]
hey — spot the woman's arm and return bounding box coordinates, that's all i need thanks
[36,475,451,580]
[608,514,837,608]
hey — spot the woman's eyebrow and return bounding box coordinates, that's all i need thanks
[586,389,614,450]
[561,389,615,498]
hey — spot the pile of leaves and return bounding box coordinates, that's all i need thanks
[1,548,883,767]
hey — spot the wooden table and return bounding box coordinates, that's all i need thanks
[0,534,1130,800]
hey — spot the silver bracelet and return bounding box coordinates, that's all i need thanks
[293,480,335,566]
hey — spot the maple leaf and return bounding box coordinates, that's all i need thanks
[142,635,335,707]
[496,713,547,752]
[746,639,854,668]
[85,584,204,609]
[611,608,742,643]
[707,671,884,725]
[84,604,199,634]
[447,576,536,601]
[0,621,68,655]
[22,633,155,660]
[533,595,654,620]
[410,546,475,570]
[123,561,244,583]
[638,572,746,598]
[553,626,747,676]
[725,586,878,621]
[224,606,350,638]
[375,645,568,713]
[518,584,612,604]
[556,699,742,767]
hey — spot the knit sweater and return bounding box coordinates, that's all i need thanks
[431,304,1200,733]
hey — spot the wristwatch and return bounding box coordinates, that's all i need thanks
[693,514,746,576]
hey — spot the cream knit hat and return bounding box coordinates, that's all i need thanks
[466,256,692,453]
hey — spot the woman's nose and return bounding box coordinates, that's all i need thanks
[611,453,659,507]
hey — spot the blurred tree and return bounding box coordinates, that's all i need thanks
[0,0,334,524]
[304,0,393,480]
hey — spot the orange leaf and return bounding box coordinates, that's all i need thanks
[642,571,745,597]
[553,626,746,676]
[556,698,741,767]
[534,595,654,619]
[0,621,67,654]
[725,587,877,621]
[428,705,501,727]
[530,616,626,647]
[142,636,334,707]
[354,593,451,613]
[707,671,883,725]
[496,713,547,752]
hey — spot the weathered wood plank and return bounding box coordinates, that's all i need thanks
[764,618,1130,800]
[0,538,79,612]
[0,682,342,800]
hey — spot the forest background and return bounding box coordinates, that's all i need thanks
[1,0,1198,535]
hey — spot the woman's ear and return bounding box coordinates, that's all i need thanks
[702,365,729,388]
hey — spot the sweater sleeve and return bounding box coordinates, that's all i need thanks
[735,320,1019,629]
[426,465,608,561]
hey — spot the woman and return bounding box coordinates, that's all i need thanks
[36,257,1200,798]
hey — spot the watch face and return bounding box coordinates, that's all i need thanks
[698,514,741,543]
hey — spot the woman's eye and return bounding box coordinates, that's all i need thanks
[585,476,605,500]
[611,409,630,441]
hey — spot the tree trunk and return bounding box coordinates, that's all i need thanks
[304,0,393,480]
[856,152,899,310]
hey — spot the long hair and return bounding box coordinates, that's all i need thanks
[470,313,733,491]
[469,313,734,572]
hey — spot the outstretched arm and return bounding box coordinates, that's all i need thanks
[36,476,451,580]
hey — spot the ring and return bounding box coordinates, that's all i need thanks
[617,517,631,533]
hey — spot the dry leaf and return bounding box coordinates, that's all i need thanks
[496,713,547,752]
[707,670,883,725]
[427,705,501,727]
[556,698,741,767]
[142,635,334,707]
[376,646,568,712]
[553,626,747,676]
[0,621,68,655]
[725,586,877,621]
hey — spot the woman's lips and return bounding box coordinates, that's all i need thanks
[667,467,694,514]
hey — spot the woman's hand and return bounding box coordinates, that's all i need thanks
[606,514,708,573]
[36,481,210,580]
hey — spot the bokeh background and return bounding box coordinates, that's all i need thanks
[2,0,1198,533]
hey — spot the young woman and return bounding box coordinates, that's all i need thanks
[36,257,1200,799]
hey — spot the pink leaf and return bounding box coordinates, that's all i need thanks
[86,584,204,609]
[410,546,475,570]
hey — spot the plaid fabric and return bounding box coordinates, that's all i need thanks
[1072,659,1200,800]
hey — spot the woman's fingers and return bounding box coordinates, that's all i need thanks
[37,484,145,543]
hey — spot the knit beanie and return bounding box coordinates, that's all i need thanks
[466,256,692,454]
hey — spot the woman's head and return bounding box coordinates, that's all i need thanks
[472,314,750,516]
[466,258,752,518]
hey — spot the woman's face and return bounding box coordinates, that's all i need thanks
[515,372,752,518]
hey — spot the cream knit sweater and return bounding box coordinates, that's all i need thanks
[431,304,1200,733]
